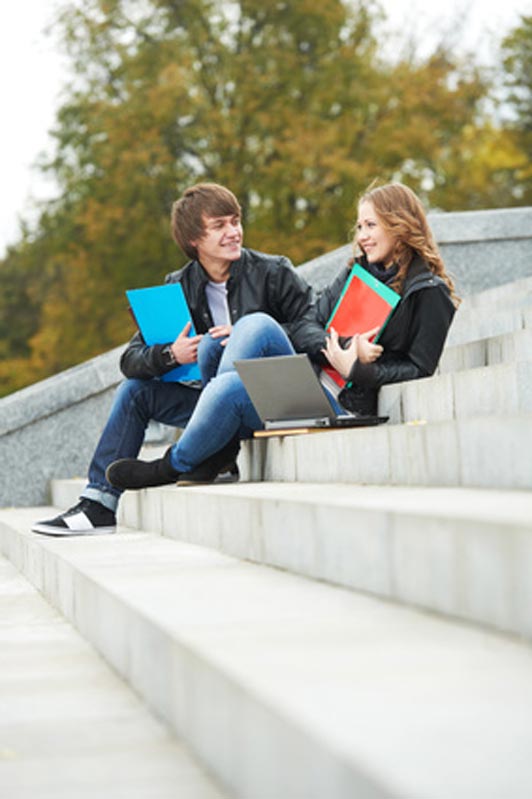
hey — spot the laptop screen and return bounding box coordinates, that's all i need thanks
[234,354,336,426]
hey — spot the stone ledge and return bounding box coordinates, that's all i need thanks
[298,207,532,295]
[0,346,123,437]
[428,206,532,244]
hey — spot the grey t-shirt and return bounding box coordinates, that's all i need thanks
[205,280,230,326]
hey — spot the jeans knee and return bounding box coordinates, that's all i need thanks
[114,378,145,404]
[233,312,278,337]
[205,370,242,401]
[113,378,154,418]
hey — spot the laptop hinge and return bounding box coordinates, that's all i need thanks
[264,417,332,430]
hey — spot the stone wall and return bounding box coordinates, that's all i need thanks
[298,206,532,296]
[0,348,122,507]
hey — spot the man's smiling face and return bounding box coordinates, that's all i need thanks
[193,213,243,275]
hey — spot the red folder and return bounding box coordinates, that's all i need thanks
[324,263,400,387]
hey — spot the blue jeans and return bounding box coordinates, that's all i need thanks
[81,327,248,510]
[169,312,297,472]
[82,377,201,511]
[80,316,291,510]
[197,333,226,386]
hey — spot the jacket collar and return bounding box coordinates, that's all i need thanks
[358,252,440,297]
[191,247,247,286]
[184,248,247,306]
[402,255,447,299]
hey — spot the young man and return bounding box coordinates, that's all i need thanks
[32,183,318,536]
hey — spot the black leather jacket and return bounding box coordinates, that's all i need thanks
[313,255,457,414]
[120,248,317,379]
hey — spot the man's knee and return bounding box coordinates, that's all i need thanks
[206,370,242,398]
[114,378,147,404]
[113,378,163,417]
[233,312,278,336]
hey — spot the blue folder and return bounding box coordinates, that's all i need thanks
[126,283,201,383]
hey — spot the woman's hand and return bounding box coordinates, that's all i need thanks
[357,327,383,364]
[322,327,359,379]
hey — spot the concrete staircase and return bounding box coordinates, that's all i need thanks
[1,274,532,797]
[0,555,227,798]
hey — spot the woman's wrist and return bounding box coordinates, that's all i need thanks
[347,357,361,383]
[336,351,357,379]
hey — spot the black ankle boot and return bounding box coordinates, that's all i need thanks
[177,436,241,486]
[106,447,180,490]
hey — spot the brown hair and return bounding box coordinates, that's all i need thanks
[356,182,460,306]
[171,183,241,259]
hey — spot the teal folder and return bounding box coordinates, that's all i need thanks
[126,283,201,383]
[323,263,401,388]
[326,263,401,342]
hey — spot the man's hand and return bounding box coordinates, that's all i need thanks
[322,327,359,379]
[208,324,233,346]
[171,322,203,364]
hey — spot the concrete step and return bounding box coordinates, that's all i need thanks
[446,302,532,347]
[379,360,532,424]
[459,273,532,310]
[438,328,532,373]
[50,414,532,494]
[0,554,227,799]
[49,478,532,641]
[2,508,532,799]
[238,415,532,490]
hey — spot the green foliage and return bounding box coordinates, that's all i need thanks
[503,15,532,131]
[499,15,532,203]
[0,0,531,396]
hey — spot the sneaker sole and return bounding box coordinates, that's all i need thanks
[176,473,240,487]
[214,472,240,484]
[31,524,116,537]
[175,479,214,487]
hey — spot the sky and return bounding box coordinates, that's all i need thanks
[0,0,531,258]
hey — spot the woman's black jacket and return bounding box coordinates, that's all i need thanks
[311,255,457,413]
[120,248,317,379]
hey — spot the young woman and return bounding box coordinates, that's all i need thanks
[313,181,459,416]
[107,182,459,490]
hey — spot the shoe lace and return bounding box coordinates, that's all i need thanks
[64,498,92,517]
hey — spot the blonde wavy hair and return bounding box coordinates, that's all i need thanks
[355,182,460,306]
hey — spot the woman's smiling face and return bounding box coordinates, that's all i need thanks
[356,200,397,267]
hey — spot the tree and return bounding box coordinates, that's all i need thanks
[0,0,506,394]
[499,14,532,203]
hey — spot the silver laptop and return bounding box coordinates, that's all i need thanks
[234,354,388,430]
